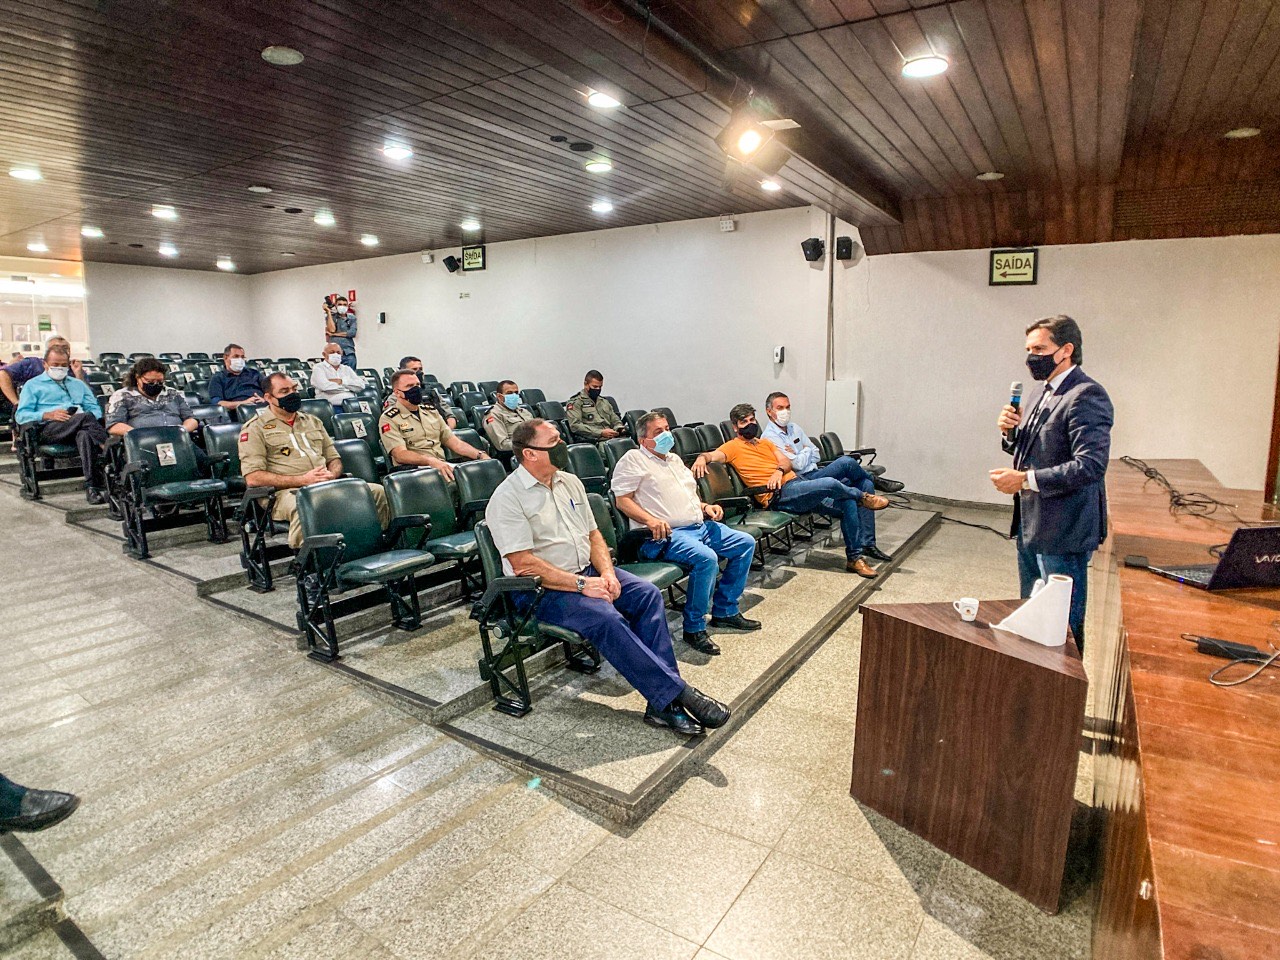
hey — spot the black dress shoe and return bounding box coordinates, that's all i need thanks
[85,487,106,505]
[677,686,731,728]
[874,477,905,493]
[862,545,893,563]
[643,704,705,737]
[709,613,762,632]
[0,788,80,834]
[682,631,721,655]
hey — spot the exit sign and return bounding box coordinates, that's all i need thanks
[989,248,1038,286]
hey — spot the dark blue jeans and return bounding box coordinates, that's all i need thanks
[798,457,878,549]
[638,521,755,634]
[774,474,868,558]
[1016,534,1091,652]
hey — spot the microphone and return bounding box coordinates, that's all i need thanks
[1009,381,1023,412]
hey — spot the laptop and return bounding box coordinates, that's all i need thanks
[1144,526,1280,590]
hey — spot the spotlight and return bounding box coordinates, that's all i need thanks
[443,255,461,273]
[261,45,304,66]
[81,226,104,238]
[459,219,481,232]
[585,159,613,173]
[360,234,379,246]
[801,237,825,262]
[158,243,179,257]
[760,180,782,192]
[590,200,613,214]
[9,166,42,181]
[716,109,774,162]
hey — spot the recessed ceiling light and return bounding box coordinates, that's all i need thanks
[313,209,336,226]
[976,171,1005,181]
[587,91,621,109]
[216,257,236,271]
[281,251,297,257]
[1224,126,1261,139]
[247,184,273,193]
[360,234,379,246]
[152,204,178,220]
[760,179,782,192]
[585,159,613,174]
[261,45,304,66]
[902,56,949,78]
[81,226,104,238]
[459,219,481,231]
[382,143,413,161]
[591,200,614,214]
[9,165,42,181]
[158,243,179,257]
[26,241,49,253]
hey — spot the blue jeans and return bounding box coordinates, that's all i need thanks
[638,521,756,634]
[535,566,684,709]
[774,474,868,558]
[1016,534,1091,653]
[798,457,878,549]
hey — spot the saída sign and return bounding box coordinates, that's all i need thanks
[461,245,486,271]
[989,248,1038,286]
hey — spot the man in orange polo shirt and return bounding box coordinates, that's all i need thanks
[692,403,888,578]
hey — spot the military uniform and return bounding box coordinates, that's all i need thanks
[378,401,454,461]
[566,391,622,442]
[483,402,533,452]
[239,408,389,548]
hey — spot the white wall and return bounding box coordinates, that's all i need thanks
[247,208,832,424]
[84,262,253,355]
[836,234,1280,502]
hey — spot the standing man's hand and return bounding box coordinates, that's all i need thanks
[988,469,1026,495]
[997,404,1022,434]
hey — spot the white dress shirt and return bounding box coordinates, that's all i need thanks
[485,466,597,576]
[610,446,704,530]
[310,360,365,405]
[1023,366,1072,492]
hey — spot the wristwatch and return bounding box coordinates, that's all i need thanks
[575,576,586,594]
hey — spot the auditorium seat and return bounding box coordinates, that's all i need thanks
[588,494,686,595]
[719,420,735,442]
[334,438,380,484]
[341,396,379,416]
[566,443,609,495]
[382,467,481,597]
[694,423,724,454]
[476,380,500,402]
[159,352,183,362]
[622,409,647,439]
[190,403,228,426]
[298,399,337,436]
[448,380,477,401]
[670,426,701,464]
[453,458,507,526]
[127,352,154,360]
[202,422,246,495]
[456,391,487,416]
[601,437,637,475]
[186,352,210,361]
[819,432,886,477]
[519,387,546,408]
[119,426,229,559]
[236,404,268,423]
[16,423,82,501]
[333,412,385,474]
[696,462,790,555]
[448,427,489,462]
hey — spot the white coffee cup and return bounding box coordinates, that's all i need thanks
[953,598,979,622]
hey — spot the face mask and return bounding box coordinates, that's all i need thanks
[277,392,303,414]
[774,409,792,426]
[229,358,246,373]
[587,388,601,401]
[529,442,570,470]
[47,365,69,382]
[402,386,423,406]
[652,431,675,456]
[326,353,342,367]
[1025,350,1061,381]
[503,393,521,410]
[336,305,348,315]
[737,422,760,441]
[141,381,164,398]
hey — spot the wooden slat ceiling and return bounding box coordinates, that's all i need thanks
[3,0,1279,271]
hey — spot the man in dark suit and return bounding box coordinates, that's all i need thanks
[990,315,1113,652]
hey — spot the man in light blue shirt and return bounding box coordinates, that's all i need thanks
[16,345,109,503]
[761,391,891,563]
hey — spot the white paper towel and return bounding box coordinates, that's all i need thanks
[993,574,1072,646]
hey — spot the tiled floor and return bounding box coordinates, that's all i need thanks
[1,483,1095,960]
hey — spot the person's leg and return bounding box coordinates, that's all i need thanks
[641,527,717,635]
[806,455,874,488]
[774,476,860,514]
[366,482,392,529]
[1036,552,1091,652]
[1015,532,1041,599]
[702,522,755,618]
[856,475,879,550]
[273,490,303,548]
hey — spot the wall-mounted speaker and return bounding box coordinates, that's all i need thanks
[443,256,461,273]
[835,236,859,260]
[801,237,825,262]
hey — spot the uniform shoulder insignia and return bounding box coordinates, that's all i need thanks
[381,423,392,433]
[239,432,249,442]
[264,421,277,429]
[387,407,400,418]
[485,416,496,424]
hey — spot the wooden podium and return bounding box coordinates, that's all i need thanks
[851,600,1087,913]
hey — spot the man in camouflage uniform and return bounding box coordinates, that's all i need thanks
[483,380,533,464]
[567,368,624,443]
[240,372,389,547]
[378,369,490,482]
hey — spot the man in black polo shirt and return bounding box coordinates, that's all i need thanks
[208,343,264,411]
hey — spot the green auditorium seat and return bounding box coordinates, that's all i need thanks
[120,426,229,559]
[600,437,637,475]
[670,426,701,464]
[565,443,609,495]
[694,424,724,454]
[333,411,385,474]
[453,458,508,526]
[298,399,337,436]
[383,467,481,597]
[16,423,82,501]
[519,388,546,407]
[587,494,686,595]
[448,427,490,462]
[334,438,380,484]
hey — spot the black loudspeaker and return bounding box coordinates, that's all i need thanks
[443,256,461,273]
[835,236,857,260]
[801,237,825,262]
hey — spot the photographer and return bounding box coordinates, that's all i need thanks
[323,295,358,369]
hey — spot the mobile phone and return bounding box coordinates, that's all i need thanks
[66,405,79,415]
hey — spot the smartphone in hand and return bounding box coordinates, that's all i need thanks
[66,406,79,415]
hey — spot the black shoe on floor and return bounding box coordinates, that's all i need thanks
[709,613,762,632]
[0,788,81,834]
[643,704,705,737]
[677,685,731,729]
[682,631,721,656]
[874,477,905,493]
[862,545,893,563]
[85,487,106,505]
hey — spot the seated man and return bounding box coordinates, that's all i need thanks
[311,342,366,409]
[0,772,79,833]
[239,372,390,548]
[567,368,623,442]
[379,370,489,479]
[761,391,893,563]
[613,411,759,655]
[0,336,85,412]
[486,419,731,736]
[107,357,206,469]
[208,343,265,411]
[398,356,456,428]
[15,345,109,503]
[483,380,533,465]
[693,403,889,579]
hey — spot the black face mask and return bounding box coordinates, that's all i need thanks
[403,386,423,406]
[277,392,304,414]
[528,442,570,470]
[737,422,760,440]
[141,381,164,398]
[1025,350,1061,381]
[587,388,601,401]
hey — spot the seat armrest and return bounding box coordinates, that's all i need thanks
[121,461,150,480]
[297,533,344,571]
[385,513,432,549]
[242,485,275,501]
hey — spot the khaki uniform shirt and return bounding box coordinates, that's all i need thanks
[567,391,622,441]
[239,409,337,477]
[483,401,534,452]
[379,401,453,459]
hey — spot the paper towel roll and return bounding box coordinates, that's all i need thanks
[993,574,1072,646]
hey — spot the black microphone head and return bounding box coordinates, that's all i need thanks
[1010,381,1023,408]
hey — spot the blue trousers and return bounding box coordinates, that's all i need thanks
[799,457,878,548]
[638,521,756,633]
[1016,534,1091,653]
[774,471,870,559]
[535,567,685,709]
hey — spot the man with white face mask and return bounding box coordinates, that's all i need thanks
[208,343,265,411]
[324,295,358,368]
[15,345,109,503]
[310,343,366,409]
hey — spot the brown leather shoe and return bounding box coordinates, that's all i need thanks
[860,492,890,510]
[847,557,878,578]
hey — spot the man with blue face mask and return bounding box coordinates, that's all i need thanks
[483,380,534,464]
[612,411,759,655]
[15,345,109,503]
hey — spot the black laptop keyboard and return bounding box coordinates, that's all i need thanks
[1163,565,1215,585]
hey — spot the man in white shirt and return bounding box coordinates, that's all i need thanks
[310,343,365,409]
[485,418,731,737]
[612,411,759,656]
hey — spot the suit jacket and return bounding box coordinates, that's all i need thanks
[1002,365,1113,554]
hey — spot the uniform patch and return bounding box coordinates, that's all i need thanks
[239,432,248,442]
[485,416,495,424]
[265,421,278,429]
[381,423,392,433]
[281,447,292,456]
[387,407,400,418]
